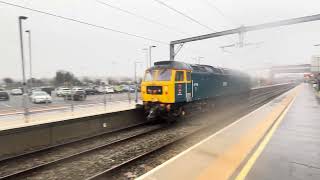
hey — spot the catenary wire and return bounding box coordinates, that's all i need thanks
[152,0,217,32]
[152,0,236,44]
[96,0,190,36]
[202,0,239,27]
[0,1,168,45]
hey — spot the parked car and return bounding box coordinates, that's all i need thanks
[65,87,86,101]
[93,86,114,94]
[28,88,41,95]
[95,86,106,94]
[85,87,99,95]
[41,87,54,95]
[105,86,115,93]
[56,87,71,97]
[130,85,138,92]
[113,85,124,93]
[121,85,135,92]
[10,89,23,95]
[30,91,52,104]
[0,91,9,101]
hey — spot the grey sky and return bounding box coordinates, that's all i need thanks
[1,0,320,80]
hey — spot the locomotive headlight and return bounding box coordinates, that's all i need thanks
[166,104,171,111]
[163,86,168,95]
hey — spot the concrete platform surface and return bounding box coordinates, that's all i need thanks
[0,100,139,131]
[136,85,301,180]
[242,84,320,180]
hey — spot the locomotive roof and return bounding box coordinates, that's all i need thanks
[150,61,247,76]
[150,61,193,70]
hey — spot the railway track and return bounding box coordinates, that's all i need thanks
[0,83,296,180]
[0,123,165,180]
[86,120,211,180]
[86,84,295,180]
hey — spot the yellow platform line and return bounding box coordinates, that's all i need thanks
[235,91,297,180]
[197,87,300,180]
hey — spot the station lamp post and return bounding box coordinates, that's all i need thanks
[148,45,156,68]
[18,16,29,117]
[25,30,33,90]
[134,61,142,103]
[142,48,148,69]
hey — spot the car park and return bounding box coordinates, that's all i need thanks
[130,85,138,92]
[30,91,52,104]
[28,88,41,95]
[56,87,71,97]
[85,87,99,95]
[0,91,9,101]
[65,87,87,101]
[121,85,135,92]
[113,85,123,93]
[40,87,54,96]
[95,86,107,94]
[10,89,23,95]
[94,86,114,94]
[105,86,115,93]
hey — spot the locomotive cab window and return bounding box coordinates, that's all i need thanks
[144,70,156,81]
[187,72,191,81]
[175,71,184,81]
[157,69,172,81]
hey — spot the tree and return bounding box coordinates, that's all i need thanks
[82,77,94,85]
[54,70,79,86]
[107,77,119,85]
[3,78,14,84]
[94,79,102,85]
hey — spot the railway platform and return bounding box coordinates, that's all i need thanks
[0,100,139,131]
[137,84,320,180]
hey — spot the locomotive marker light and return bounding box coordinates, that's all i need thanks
[169,14,320,61]
[178,84,183,95]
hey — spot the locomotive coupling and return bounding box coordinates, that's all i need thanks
[147,106,159,120]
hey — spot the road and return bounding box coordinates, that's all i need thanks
[0,92,139,116]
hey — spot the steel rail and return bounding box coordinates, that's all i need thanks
[0,124,164,180]
[0,83,296,179]
[86,84,296,180]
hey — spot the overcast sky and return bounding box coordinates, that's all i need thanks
[1,0,320,80]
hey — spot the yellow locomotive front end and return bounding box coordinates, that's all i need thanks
[141,61,193,121]
[141,68,177,120]
[141,69,175,104]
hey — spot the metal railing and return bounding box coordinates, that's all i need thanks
[0,91,141,120]
[0,83,296,123]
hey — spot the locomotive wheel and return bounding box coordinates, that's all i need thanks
[164,114,177,124]
[172,106,183,117]
[165,106,185,124]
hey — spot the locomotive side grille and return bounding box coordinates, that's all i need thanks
[147,86,162,95]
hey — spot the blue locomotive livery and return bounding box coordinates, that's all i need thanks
[141,61,251,121]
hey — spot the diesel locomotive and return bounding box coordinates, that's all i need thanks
[141,61,251,121]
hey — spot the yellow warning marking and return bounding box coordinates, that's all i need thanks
[235,92,297,180]
[197,87,300,180]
